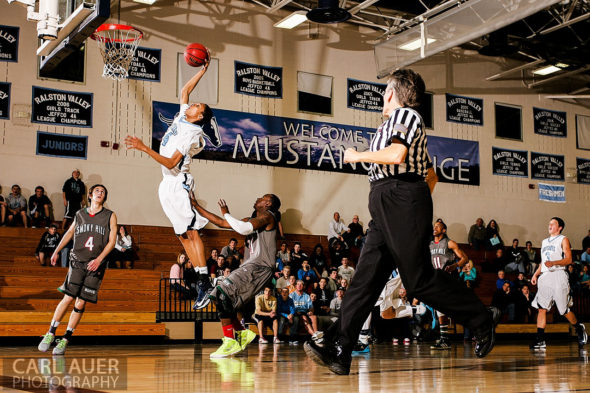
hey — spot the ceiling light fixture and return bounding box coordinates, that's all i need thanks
[399,38,436,51]
[133,0,157,4]
[533,64,567,76]
[274,11,307,29]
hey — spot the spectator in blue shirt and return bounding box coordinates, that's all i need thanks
[289,280,318,341]
[277,287,296,342]
[297,260,318,290]
[496,270,512,290]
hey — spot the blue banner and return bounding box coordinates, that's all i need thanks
[538,182,565,203]
[151,101,479,183]
[36,131,88,159]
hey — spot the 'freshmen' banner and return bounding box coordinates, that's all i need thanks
[31,86,93,127]
[492,147,528,177]
[152,102,480,183]
[533,107,567,137]
[531,152,565,181]
[538,182,565,203]
[446,93,483,126]
[346,79,386,112]
[577,157,590,184]
[234,61,282,98]
[0,82,10,119]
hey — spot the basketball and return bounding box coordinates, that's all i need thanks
[184,43,209,67]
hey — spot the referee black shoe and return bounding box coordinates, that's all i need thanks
[474,306,501,358]
[303,339,351,375]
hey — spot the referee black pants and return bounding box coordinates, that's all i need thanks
[335,177,490,352]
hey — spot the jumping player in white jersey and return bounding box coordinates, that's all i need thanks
[530,217,587,350]
[125,58,214,308]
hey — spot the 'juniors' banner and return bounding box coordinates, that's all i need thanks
[234,61,282,98]
[128,47,161,82]
[347,79,386,112]
[446,93,483,126]
[31,86,93,127]
[538,182,565,203]
[152,102,480,183]
[36,131,88,159]
[492,147,528,177]
[531,152,565,181]
[533,107,567,137]
[0,25,19,62]
[577,157,590,184]
[0,82,10,119]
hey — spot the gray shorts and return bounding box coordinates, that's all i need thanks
[211,261,274,311]
[531,270,572,315]
[58,259,106,303]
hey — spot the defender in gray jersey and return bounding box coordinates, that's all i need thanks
[530,217,587,350]
[193,194,281,358]
[428,220,468,350]
[38,184,118,355]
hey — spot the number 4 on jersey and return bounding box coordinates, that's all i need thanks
[85,237,94,251]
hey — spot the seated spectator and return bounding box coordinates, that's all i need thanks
[343,215,364,248]
[581,247,590,264]
[277,288,296,341]
[337,278,349,293]
[297,260,318,290]
[468,218,487,250]
[583,230,590,253]
[337,257,355,283]
[276,242,290,268]
[169,252,195,299]
[109,225,134,268]
[580,265,590,291]
[329,289,344,319]
[275,266,291,290]
[287,275,297,293]
[6,184,28,227]
[289,280,318,340]
[35,224,60,266]
[309,244,328,278]
[392,287,413,345]
[225,254,240,270]
[567,264,580,293]
[289,242,308,273]
[459,260,477,288]
[505,239,525,274]
[206,248,219,276]
[216,267,232,283]
[28,186,52,228]
[220,238,241,261]
[496,270,512,290]
[524,241,538,275]
[492,282,517,322]
[0,187,6,225]
[330,239,349,267]
[254,286,280,344]
[210,255,227,278]
[513,272,529,291]
[313,277,333,316]
[328,211,346,247]
[326,268,339,292]
[483,248,507,273]
[486,219,503,250]
[516,284,536,323]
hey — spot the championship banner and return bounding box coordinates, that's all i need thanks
[31,86,93,127]
[492,147,528,177]
[128,47,161,82]
[0,82,10,119]
[234,61,282,98]
[531,152,565,181]
[533,107,567,137]
[36,131,88,159]
[445,93,483,126]
[538,182,565,203]
[577,157,590,184]
[0,25,19,62]
[346,79,386,112]
[152,102,480,183]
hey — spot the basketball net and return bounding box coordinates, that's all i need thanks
[91,24,143,81]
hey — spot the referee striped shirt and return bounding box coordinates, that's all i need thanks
[368,107,431,182]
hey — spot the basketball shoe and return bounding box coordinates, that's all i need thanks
[193,277,213,310]
[38,333,55,352]
[529,340,547,351]
[52,338,69,355]
[236,329,256,351]
[576,324,587,348]
[210,337,242,358]
[474,306,501,358]
[431,338,451,350]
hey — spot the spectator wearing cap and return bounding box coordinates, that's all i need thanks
[28,186,52,228]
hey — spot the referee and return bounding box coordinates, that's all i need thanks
[304,69,499,375]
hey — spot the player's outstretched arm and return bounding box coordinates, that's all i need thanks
[181,53,210,105]
[88,212,118,272]
[124,136,183,170]
[50,219,77,266]
[446,240,468,272]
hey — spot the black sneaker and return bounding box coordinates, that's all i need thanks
[193,278,213,310]
[576,324,588,348]
[303,339,351,375]
[430,338,451,350]
[474,306,501,358]
[529,339,546,351]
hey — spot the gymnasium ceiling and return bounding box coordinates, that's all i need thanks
[248,0,590,107]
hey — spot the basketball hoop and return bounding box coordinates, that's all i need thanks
[91,24,143,81]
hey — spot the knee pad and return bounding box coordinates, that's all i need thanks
[215,292,235,319]
[73,307,85,314]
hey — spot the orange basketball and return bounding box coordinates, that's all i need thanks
[184,43,209,67]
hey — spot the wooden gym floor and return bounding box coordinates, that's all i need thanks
[0,340,588,392]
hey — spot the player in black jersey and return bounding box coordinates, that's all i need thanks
[38,184,117,355]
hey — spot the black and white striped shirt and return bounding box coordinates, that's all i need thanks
[368,107,431,182]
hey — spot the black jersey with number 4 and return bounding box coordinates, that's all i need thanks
[70,208,113,263]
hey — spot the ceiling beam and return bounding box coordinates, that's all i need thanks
[526,65,590,88]
[540,11,590,35]
[348,0,380,15]
[267,0,292,14]
[486,59,545,81]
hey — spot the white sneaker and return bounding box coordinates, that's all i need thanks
[404,338,411,345]
[393,338,399,345]
[259,336,269,344]
[273,337,282,344]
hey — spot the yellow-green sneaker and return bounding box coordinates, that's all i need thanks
[210,337,242,358]
[236,329,257,350]
[38,332,55,352]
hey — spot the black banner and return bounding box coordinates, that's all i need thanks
[0,82,9,119]
[0,25,18,62]
[533,107,567,137]
[346,79,386,112]
[531,152,565,181]
[446,93,483,126]
[128,47,161,82]
[234,61,282,98]
[36,131,88,159]
[31,86,93,127]
[577,158,590,184]
[492,147,528,177]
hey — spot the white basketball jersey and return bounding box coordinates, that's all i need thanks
[540,234,565,273]
[159,104,205,177]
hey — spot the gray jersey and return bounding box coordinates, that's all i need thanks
[243,211,278,269]
[430,237,455,270]
[70,208,113,263]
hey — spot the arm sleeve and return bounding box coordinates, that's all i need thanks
[223,213,254,235]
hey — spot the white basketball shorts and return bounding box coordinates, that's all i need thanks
[158,174,208,235]
[531,270,572,315]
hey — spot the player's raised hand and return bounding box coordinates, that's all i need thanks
[202,48,211,71]
[218,199,229,215]
[125,136,147,152]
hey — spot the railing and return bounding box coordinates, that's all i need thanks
[157,277,217,322]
